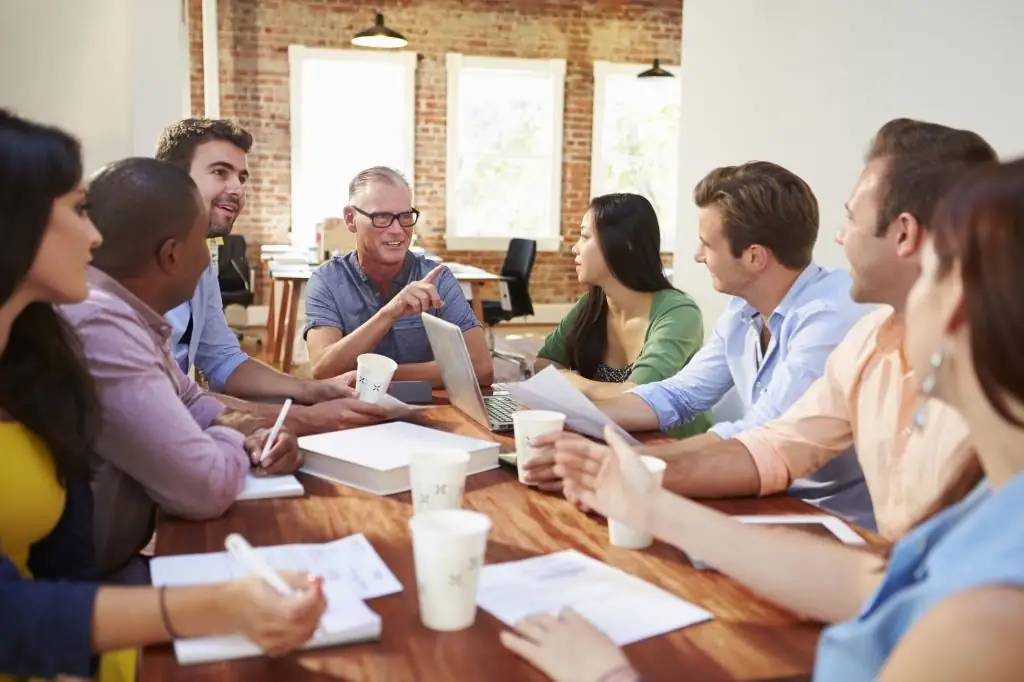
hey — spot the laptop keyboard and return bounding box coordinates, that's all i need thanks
[484,394,519,428]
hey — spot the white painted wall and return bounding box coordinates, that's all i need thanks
[0,0,190,174]
[674,0,1024,334]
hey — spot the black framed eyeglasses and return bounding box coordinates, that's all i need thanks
[352,205,420,229]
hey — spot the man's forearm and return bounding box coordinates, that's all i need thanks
[662,438,764,498]
[597,393,661,432]
[645,432,722,460]
[210,403,265,437]
[310,311,396,380]
[221,359,312,403]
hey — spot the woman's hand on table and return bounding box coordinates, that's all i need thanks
[225,572,327,656]
[500,607,640,682]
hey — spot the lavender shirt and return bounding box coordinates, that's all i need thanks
[61,267,250,578]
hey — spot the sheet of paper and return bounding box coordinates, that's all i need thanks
[150,532,403,600]
[502,367,640,444]
[237,473,305,501]
[477,550,712,645]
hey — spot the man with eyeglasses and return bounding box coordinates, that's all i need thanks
[303,166,494,387]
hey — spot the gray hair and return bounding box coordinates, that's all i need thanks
[347,166,410,201]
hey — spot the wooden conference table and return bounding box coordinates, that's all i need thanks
[142,396,881,682]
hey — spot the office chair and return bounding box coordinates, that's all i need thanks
[481,238,537,380]
[218,234,255,343]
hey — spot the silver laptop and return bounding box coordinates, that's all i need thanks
[421,313,519,432]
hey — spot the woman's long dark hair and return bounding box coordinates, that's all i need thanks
[563,193,676,379]
[0,110,99,482]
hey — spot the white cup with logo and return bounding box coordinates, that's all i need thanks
[409,509,492,631]
[355,353,398,404]
[608,455,666,549]
[409,448,471,515]
[512,410,567,484]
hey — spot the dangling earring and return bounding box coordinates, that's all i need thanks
[912,349,947,431]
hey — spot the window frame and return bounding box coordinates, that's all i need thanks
[444,53,567,253]
[590,60,682,254]
[288,45,418,250]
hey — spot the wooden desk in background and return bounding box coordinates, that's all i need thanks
[142,398,880,682]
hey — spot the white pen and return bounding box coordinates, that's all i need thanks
[224,533,298,596]
[258,398,292,467]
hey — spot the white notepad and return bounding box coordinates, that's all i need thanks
[477,550,713,645]
[150,533,403,665]
[237,473,305,501]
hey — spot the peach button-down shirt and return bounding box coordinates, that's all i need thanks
[736,306,972,540]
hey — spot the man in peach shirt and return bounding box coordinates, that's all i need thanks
[555,119,996,540]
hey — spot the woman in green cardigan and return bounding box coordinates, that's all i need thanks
[534,193,712,438]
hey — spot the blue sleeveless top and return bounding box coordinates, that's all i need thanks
[814,469,1024,679]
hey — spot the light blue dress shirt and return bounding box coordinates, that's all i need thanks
[814,470,1024,680]
[166,263,250,392]
[631,264,877,527]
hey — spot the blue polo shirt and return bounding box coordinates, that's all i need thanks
[302,250,480,363]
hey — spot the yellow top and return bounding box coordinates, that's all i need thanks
[0,422,134,682]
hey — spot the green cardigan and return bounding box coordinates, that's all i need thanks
[537,289,713,438]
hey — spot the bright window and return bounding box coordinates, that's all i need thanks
[591,61,682,252]
[445,54,566,252]
[288,46,417,250]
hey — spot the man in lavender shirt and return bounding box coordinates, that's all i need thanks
[62,158,303,583]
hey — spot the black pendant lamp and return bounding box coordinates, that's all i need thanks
[638,58,674,78]
[352,12,408,49]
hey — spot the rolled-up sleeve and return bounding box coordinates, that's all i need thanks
[0,555,99,679]
[630,326,734,431]
[436,267,480,331]
[77,313,250,520]
[193,267,249,391]
[735,343,855,495]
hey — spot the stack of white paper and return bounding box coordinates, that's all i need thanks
[150,533,403,664]
[476,550,713,645]
[502,367,640,445]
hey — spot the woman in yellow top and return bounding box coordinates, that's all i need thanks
[0,110,326,681]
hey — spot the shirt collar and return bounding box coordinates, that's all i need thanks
[349,250,416,290]
[86,266,172,339]
[739,262,824,323]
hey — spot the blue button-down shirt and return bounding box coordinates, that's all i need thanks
[631,264,877,527]
[166,263,250,391]
[815,471,1024,680]
[302,251,480,363]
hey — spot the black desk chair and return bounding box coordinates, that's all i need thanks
[481,238,537,380]
[218,234,255,341]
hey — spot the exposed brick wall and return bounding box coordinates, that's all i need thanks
[189,0,681,305]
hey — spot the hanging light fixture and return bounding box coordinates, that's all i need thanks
[352,12,408,49]
[637,58,674,79]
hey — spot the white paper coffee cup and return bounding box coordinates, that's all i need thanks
[409,509,492,631]
[410,448,471,515]
[512,410,566,484]
[608,455,666,549]
[355,353,398,404]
